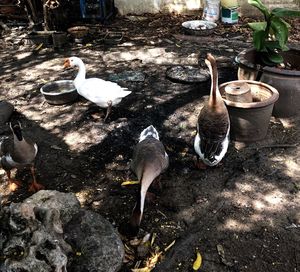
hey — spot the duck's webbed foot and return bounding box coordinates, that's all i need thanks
[28,166,45,192]
[28,181,45,192]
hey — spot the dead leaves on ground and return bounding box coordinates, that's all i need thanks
[122,232,176,271]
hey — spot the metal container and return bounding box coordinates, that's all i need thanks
[40,80,78,105]
[221,7,238,24]
[182,20,217,36]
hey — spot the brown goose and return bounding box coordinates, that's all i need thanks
[194,53,230,168]
[120,125,169,237]
[0,121,44,192]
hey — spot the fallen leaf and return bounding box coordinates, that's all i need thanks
[121,180,140,186]
[216,244,225,259]
[216,244,233,267]
[150,233,156,246]
[146,251,162,268]
[51,145,62,150]
[164,240,175,252]
[35,43,43,51]
[141,233,151,244]
[192,251,202,270]
[131,268,151,272]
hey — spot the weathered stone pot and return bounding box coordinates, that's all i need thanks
[236,48,300,117]
[219,80,279,142]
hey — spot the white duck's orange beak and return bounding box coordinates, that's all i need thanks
[63,58,70,68]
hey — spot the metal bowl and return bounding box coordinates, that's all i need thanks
[40,80,78,105]
[182,20,217,36]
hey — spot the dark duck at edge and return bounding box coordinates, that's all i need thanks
[194,53,230,168]
[0,121,44,192]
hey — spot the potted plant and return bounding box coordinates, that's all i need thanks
[236,0,300,117]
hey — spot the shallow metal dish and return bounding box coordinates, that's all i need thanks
[182,20,217,36]
[40,80,78,105]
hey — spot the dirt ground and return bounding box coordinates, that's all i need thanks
[1,13,300,272]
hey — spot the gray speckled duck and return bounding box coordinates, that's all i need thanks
[194,53,230,168]
[0,121,44,192]
[120,125,169,237]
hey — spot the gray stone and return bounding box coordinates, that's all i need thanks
[65,209,124,272]
[0,201,71,272]
[0,190,124,272]
[24,190,80,225]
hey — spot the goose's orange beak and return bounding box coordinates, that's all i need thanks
[63,58,70,68]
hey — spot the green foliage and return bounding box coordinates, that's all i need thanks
[248,0,300,66]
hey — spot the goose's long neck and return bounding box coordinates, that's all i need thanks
[206,57,221,106]
[74,60,86,89]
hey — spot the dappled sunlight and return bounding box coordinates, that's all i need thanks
[75,188,97,206]
[64,126,106,151]
[264,190,286,205]
[103,46,198,65]
[220,176,298,232]
[163,93,204,141]
[279,118,295,129]
[39,106,79,128]
[222,218,252,231]
[284,158,300,178]
[16,52,32,60]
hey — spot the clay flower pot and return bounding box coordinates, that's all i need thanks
[219,80,279,142]
[236,48,300,117]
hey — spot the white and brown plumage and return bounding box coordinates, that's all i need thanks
[120,125,169,237]
[194,53,230,168]
[63,57,131,121]
[0,122,44,192]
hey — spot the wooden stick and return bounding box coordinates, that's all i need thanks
[254,144,298,149]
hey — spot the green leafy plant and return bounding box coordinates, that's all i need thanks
[248,0,300,66]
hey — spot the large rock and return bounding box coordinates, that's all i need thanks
[0,190,124,272]
[23,190,80,225]
[65,209,124,272]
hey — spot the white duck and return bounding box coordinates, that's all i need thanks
[194,53,230,169]
[64,57,132,121]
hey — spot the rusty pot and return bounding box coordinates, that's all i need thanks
[236,48,300,117]
[219,80,279,142]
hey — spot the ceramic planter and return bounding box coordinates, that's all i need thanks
[236,48,300,117]
[219,80,279,142]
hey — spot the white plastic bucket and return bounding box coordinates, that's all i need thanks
[202,0,220,22]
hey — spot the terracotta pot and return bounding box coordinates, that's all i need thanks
[219,80,279,142]
[236,48,300,117]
